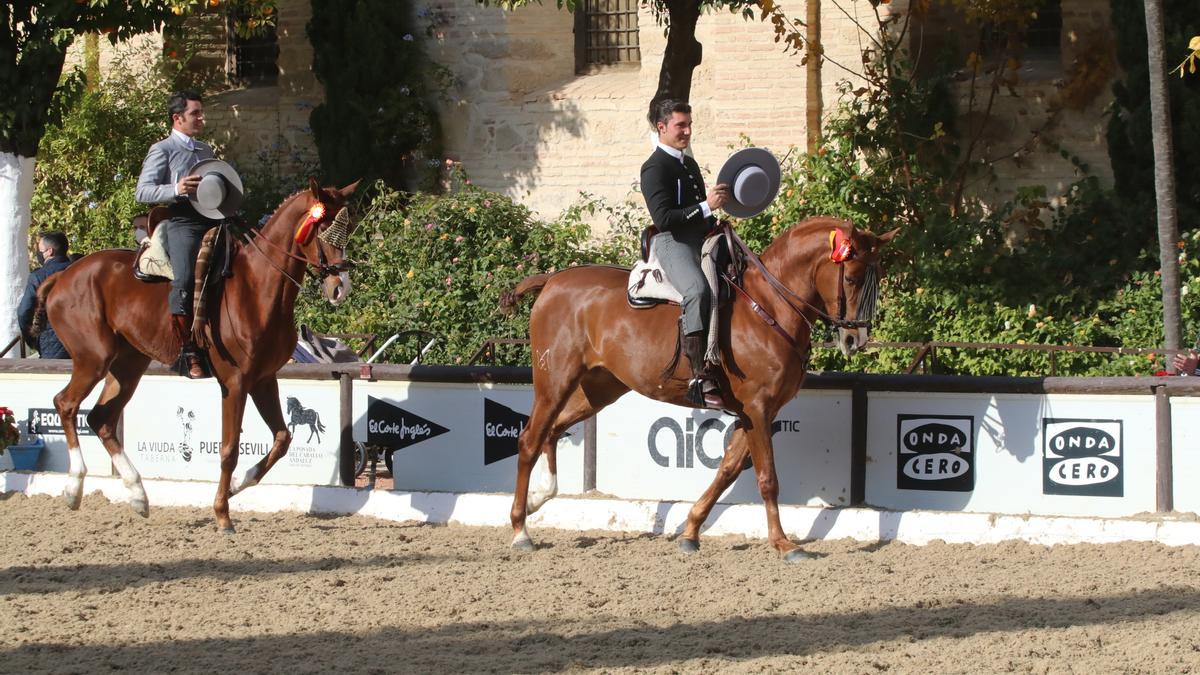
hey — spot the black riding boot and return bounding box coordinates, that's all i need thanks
[171,314,208,379]
[684,333,724,409]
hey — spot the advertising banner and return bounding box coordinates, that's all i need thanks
[1172,397,1200,516]
[354,381,584,495]
[0,373,111,475]
[123,376,342,485]
[594,390,852,506]
[866,392,1155,517]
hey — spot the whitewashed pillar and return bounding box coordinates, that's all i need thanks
[0,152,36,358]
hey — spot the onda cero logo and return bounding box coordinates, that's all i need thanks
[1042,418,1123,497]
[896,415,974,492]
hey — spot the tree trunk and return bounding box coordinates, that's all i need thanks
[1142,0,1183,366]
[806,0,822,153]
[648,0,703,125]
[0,153,36,358]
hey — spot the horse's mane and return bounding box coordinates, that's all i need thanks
[261,189,311,227]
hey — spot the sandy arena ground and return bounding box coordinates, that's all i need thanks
[2,491,1199,673]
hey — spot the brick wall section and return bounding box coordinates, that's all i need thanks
[424,0,884,225]
[201,0,323,179]
[65,0,1115,228]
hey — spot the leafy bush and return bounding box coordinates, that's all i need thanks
[31,45,319,256]
[294,171,639,364]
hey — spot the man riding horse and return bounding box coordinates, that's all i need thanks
[136,90,243,379]
[640,98,732,408]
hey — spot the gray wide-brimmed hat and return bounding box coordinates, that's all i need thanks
[187,158,245,219]
[716,147,781,219]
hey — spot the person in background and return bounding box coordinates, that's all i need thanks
[16,231,72,359]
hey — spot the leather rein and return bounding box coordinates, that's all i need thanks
[718,222,876,355]
[237,210,354,292]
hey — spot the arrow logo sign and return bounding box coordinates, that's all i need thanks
[483,398,528,465]
[366,396,450,449]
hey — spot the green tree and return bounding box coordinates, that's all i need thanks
[0,0,276,354]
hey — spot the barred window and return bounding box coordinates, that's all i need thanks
[575,0,640,73]
[227,12,279,87]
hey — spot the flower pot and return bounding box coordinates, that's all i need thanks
[6,439,44,472]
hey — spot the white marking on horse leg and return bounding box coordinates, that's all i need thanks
[111,451,149,518]
[526,453,558,515]
[61,446,87,510]
[230,465,261,495]
[511,526,534,550]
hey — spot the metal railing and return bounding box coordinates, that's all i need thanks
[467,336,1190,375]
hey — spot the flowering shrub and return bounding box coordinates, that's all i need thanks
[0,407,19,454]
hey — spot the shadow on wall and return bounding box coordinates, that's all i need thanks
[432,1,596,197]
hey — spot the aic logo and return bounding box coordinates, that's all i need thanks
[1042,418,1122,497]
[647,417,736,469]
[646,416,801,469]
[896,415,974,492]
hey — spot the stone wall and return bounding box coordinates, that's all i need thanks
[425,0,1116,225]
[65,0,1117,227]
[200,0,323,180]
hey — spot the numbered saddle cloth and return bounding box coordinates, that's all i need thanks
[627,233,727,365]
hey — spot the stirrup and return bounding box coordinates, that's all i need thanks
[687,377,725,409]
[173,348,211,379]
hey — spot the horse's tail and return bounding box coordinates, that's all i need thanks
[499,273,554,315]
[316,414,326,434]
[28,273,61,340]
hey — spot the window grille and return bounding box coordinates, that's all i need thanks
[227,12,279,87]
[575,0,640,72]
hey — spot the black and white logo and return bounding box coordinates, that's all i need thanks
[1042,418,1122,497]
[897,415,974,492]
[177,406,195,462]
[648,416,736,469]
[366,396,449,449]
[26,408,94,436]
[483,398,527,465]
[286,396,326,443]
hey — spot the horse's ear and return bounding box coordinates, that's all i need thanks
[308,177,322,202]
[339,179,362,197]
[877,227,901,245]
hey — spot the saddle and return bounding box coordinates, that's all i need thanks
[626,224,744,366]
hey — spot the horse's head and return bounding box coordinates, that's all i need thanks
[814,222,899,357]
[292,178,363,305]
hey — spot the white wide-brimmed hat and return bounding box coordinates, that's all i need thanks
[716,147,781,219]
[187,158,245,220]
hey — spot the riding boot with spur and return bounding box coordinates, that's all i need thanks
[170,314,208,379]
[684,332,725,409]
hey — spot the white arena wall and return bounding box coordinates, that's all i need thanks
[2,363,1198,545]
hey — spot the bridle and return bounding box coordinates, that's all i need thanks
[721,221,880,354]
[239,197,356,292]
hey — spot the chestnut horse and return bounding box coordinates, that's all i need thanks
[38,180,360,532]
[500,216,897,561]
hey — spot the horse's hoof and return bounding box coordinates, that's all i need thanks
[678,538,700,555]
[783,548,814,563]
[511,528,535,552]
[130,499,150,518]
[61,491,82,511]
[219,526,236,535]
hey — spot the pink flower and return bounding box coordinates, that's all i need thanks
[425,223,434,230]
[454,235,465,242]
[483,200,492,208]
[444,276,453,286]
[515,263,523,270]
